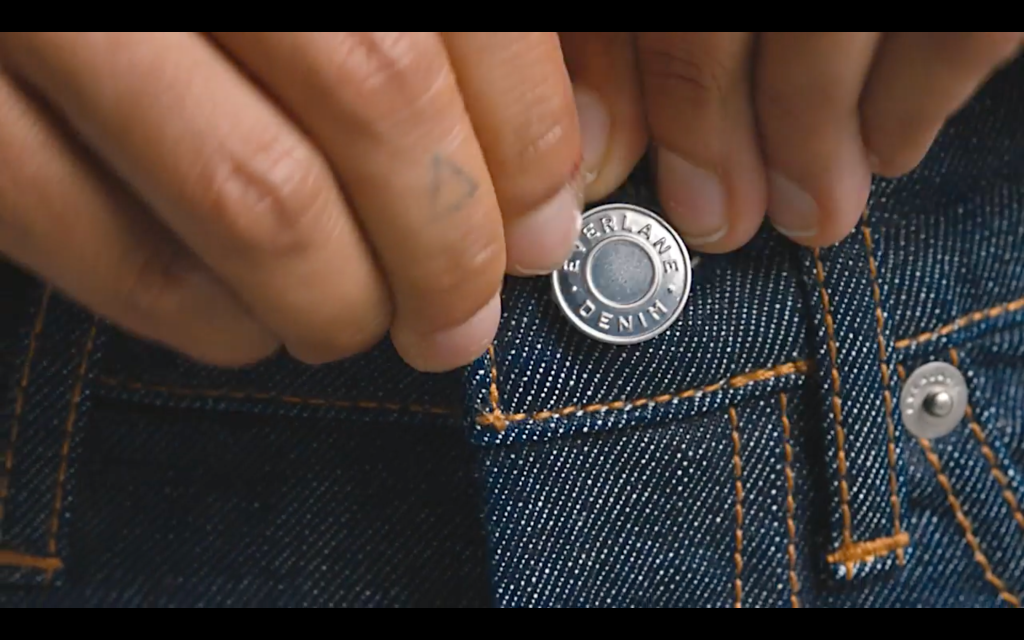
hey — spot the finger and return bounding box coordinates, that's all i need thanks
[0,32,392,365]
[636,32,765,252]
[755,32,880,247]
[442,31,581,277]
[559,32,649,201]
[212,32,504,372]
[861,32,1023,177]
[0,72,278,366]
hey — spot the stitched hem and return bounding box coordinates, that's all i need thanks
[826,533,910,565]
[477,360,810,429]
[0,550,62,572]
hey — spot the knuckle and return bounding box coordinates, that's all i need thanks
[327,32,453,134]
[755,79,837,130]
[516,91,581,172]
[507,85,575,168]
[638,34,733,108]
[493,88,577,209]
[191,137,333,257]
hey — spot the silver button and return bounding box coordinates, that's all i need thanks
[899,362,968,439]
[551,203,691,345]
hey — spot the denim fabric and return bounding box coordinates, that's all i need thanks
[2,55,1023,607]
[0,288,491,606]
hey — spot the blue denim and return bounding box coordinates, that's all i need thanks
[1,55,1023,608]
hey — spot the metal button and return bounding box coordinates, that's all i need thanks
[552,203,691,345]
[899,362,968,439]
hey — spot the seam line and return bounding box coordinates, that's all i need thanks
[826,533,911,565]
[895,297,1024,350]
[780,393,801,608]
[0,550,63,572]
[860,219,905,564]
[0,286,51,527]
[813,248,855,578]
[485,345,506,430]
[897,363,1019,607]
[481,296,1024,428]
[45,321,97,583]
[949,348,1024,533]
[96,377,454,416]
[729,406,743,609]
[478,360,810,429]
[919,436,1020,607]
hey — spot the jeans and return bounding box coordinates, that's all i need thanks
[1,56,1023,608]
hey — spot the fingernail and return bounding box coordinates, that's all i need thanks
[508,177,584,276]
[768,172,818,238]
[573,84,610,186]
[415,292,501,373]
[658,148,727,246]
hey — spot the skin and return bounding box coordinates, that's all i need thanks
[565,32,1023,252]
[0,32,1019,371]
[0,32,583,371]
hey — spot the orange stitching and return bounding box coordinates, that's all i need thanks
[486,345,506,430]
[476,296,1024,432]
[46,321,97,582]
[860,219,905,565]
[826,533,911,564]
[897,363,1020,607]
[779,393,800,608]
[0,550,63,572]
[895,296,1024,350]
[0,286,51,523]
[815,247,907,568]
[96,377,454,416]
[919,437,1020,607]
[949,348,1024,533]
[477,359,811,429]
[729,406,743,609]
[813,248,854,578]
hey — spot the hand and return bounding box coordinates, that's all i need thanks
[0,32,584,371]
[562,32,1023,251]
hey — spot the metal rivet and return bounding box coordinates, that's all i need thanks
[552,203,691,345]
[900,362,967,440]
[923,390,954,418]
